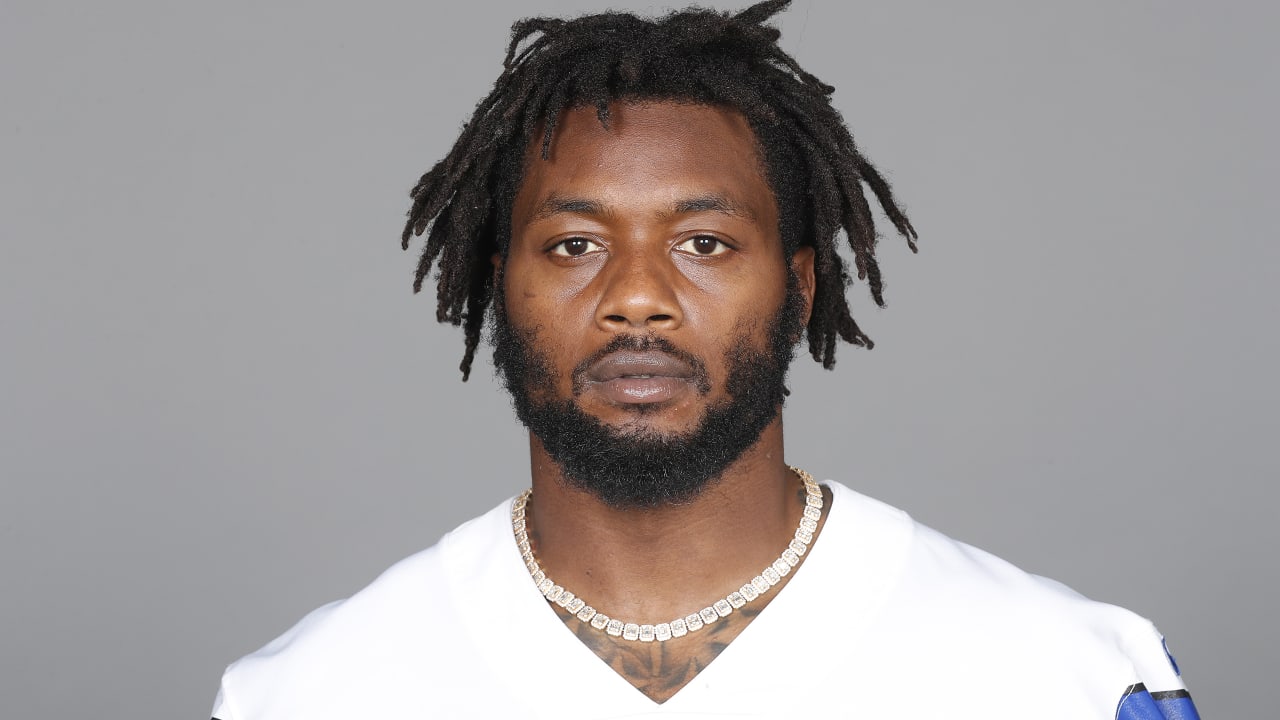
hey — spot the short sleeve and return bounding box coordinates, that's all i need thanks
[1113,623,1200,720]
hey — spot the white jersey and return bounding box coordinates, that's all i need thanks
[211,481,1198,719]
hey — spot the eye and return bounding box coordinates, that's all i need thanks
[549,236,605,257]
[674,234,731,256]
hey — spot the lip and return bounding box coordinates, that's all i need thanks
[585,351,695,383]
[583,351,696,405]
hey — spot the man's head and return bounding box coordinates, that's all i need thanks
[491,101,810,507]
[402,0,917,378]
[400,0,917,504]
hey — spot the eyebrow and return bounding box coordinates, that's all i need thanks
[529,195,608,222]
[667,194,757,222]
[528,192,757,223]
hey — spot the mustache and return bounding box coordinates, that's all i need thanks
[571,334,712,396]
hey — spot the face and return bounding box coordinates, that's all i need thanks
[494,100,815,507]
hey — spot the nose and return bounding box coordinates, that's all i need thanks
[594,248,684,331]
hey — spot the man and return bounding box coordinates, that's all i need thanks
[211,2,1199,717]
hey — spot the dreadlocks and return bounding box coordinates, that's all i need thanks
[401,0,917,380]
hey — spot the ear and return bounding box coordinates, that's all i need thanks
[790,245,816,325]
[491,252,504,285]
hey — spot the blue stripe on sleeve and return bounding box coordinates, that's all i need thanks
[1116,684,1201,720]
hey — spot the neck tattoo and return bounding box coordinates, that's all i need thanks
[512,466,822,643]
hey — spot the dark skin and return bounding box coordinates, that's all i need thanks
[500,101,828,704]
[532,478,831,703]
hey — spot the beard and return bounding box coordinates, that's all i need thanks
[491,273,806,509]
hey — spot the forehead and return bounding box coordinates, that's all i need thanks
[513,101,776,221]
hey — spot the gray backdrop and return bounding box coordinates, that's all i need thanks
[2,1,1275,717]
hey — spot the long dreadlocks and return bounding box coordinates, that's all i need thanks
[401,0,917,380]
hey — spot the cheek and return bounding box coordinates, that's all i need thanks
[682,260,787,324]
[504,242,602,303]
[502,256,597,371]
[701,274,790,371]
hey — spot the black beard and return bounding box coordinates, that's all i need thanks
[491,274,806,509]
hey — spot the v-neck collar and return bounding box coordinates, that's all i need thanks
[442,481,914,718]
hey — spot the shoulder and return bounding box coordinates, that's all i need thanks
[826,481,1168,646]
[905,511,1174,667]
[211,497,519,720]
[820,482,1193,717]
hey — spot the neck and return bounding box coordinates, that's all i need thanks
[524,418,803,623]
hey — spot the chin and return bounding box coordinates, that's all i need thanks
[592,398,712,433]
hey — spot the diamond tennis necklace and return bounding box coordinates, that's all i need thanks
[512,466,823,643]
